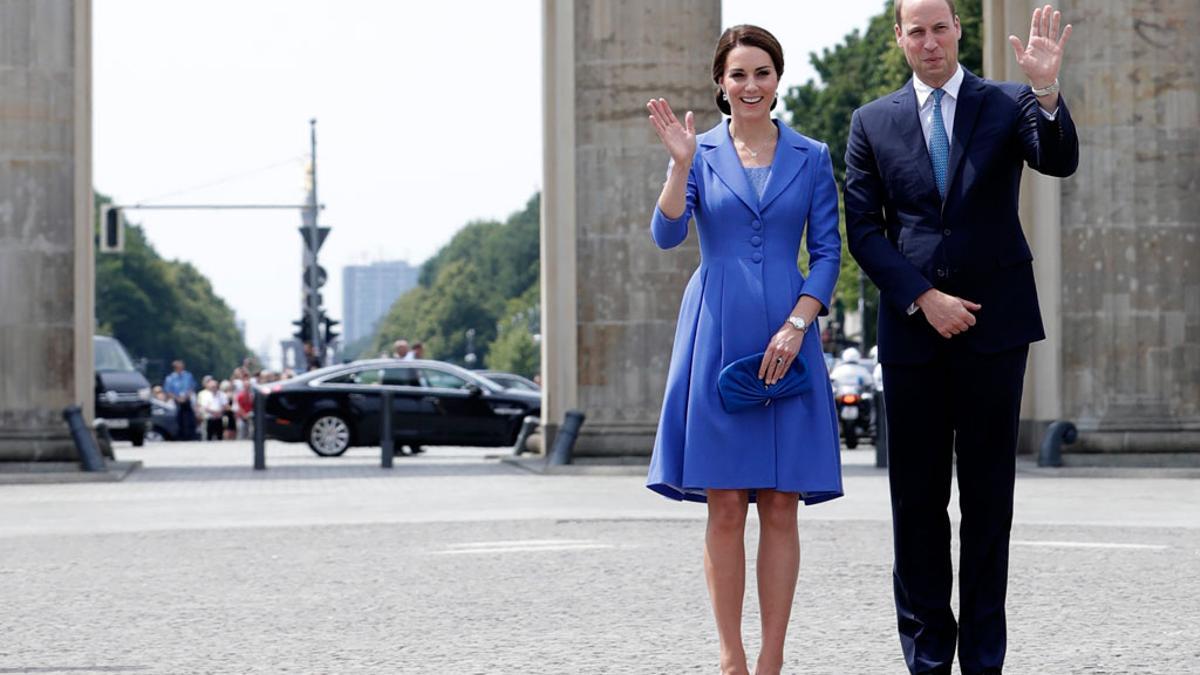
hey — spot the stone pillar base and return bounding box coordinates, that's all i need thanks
[1074,430,1200,455]
[574,423,654,458]
[0,428,78,462]
[1020,417,1200,459]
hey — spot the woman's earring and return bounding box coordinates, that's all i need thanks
[721,90,728,101]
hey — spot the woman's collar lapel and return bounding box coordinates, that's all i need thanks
[699,121,760,216]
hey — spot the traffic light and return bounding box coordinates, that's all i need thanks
[99,206,124,253]
[302,264,325,312]
[322,315,340,345]
[291,317,311,343]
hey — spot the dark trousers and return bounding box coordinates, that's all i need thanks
[882,343,1028,675]
[205,417,224,441]
[176,400,196,441]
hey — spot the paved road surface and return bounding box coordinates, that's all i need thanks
[1,441,1197,674]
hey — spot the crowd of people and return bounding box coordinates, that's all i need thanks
[158,358,292,442]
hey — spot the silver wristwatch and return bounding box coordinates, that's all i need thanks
[787,315,808,333]
[1031,78,1060,97]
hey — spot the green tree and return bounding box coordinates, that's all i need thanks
[487,284,541,378]
[783,0,982,346]
[372,194,541,370]
[94,194,249,383]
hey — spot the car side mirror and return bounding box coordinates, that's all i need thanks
[466,383,483,398]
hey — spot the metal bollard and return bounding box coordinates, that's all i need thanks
[380,390,394,468]
[94,420,115,460]
[253,390,266,470]
[548,410,586,466]
[63,405,106,472]
[511,415,540,456]
[1038,420,1078,467]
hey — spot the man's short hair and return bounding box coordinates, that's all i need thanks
[895,0,958,27]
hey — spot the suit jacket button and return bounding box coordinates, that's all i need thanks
[750,235,763,246]
[936,268,947,278]
[751,220,762,230]
[943,229,952,236]
[751,252,763,263]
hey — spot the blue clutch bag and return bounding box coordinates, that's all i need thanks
[717,352,811,413]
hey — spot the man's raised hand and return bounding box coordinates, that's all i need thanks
[1008,4,1072,90]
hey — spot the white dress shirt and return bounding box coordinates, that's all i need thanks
[912,65,963,151]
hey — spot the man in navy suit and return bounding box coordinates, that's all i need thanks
[844,1,1077,673]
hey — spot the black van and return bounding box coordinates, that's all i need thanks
[94,335,152,446]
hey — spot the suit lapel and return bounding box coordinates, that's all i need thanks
[759,123,809,212]
[892,83,941,204]
[944,69,986,199]
[701,122,760,217]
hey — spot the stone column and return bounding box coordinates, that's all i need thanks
[984,0,1200,455]
[0,0,94,462]
[541,0,720,456]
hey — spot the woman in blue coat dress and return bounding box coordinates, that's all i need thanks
[644,25,842,675]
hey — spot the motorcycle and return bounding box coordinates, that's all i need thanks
[834,382,874,449]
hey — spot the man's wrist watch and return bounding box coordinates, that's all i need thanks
[1031,78,1060,97]
[787,315,808,333]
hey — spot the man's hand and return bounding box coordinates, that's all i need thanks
[1008,5,1072,108]
[915,289,981,339]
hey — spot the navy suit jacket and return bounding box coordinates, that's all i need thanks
[844,68,1078,365]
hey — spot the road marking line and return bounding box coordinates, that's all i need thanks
[1012,540,1168,551]
[445,539,598,548]
[435,543,614,555]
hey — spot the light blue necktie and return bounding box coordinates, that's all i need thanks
[929,88,949,198]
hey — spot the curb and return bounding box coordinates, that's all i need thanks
[0,460,142,485]
[500,455,650,476]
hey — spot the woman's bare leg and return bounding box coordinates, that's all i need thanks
[754,489,800,675]
[705,488,750,675]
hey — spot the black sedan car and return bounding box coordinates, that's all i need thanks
[263,359,542,457]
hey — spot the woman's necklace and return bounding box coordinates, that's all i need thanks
[732,127,776,160]
[737,139,763,158]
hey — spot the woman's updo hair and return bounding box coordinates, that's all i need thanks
[711,24,785,115]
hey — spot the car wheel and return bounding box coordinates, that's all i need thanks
[307,414,351,457]
[145,428,166,443]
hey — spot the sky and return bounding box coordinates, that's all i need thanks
[93,0,887,369]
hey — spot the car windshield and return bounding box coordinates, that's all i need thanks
[94,338,135,372]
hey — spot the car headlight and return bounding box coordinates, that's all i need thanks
[138,387,152,401]
[104,390,119,403]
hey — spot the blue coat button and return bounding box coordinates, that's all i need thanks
[751,220,762,230]
[750,235,762,246]
[751,252,763,263]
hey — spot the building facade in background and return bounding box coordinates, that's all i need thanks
[341,261,419,347]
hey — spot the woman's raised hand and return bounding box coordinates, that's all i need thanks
[647,98,696,167]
